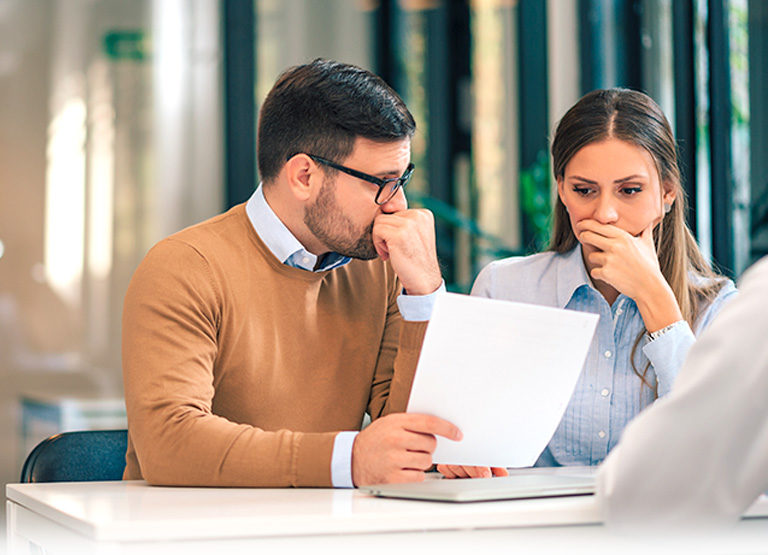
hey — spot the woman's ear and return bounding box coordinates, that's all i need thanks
[661,181,677,213]
[284,154,318,202]
[557,177,566,207]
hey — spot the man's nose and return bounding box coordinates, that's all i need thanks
[379,186,408,214]
[593,194,618,224]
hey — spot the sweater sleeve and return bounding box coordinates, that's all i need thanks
[122,240,336,487]
[366,270,428,420]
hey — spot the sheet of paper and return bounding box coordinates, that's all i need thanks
[406,292,598,467]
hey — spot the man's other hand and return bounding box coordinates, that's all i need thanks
[351,413,462,486]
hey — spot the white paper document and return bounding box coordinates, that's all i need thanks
[406,293,599,467]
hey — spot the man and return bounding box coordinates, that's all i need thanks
[598,256,768,526]
[122,59,460,488]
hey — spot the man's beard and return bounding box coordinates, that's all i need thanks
[304,178,378,260]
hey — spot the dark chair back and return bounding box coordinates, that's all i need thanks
[20,429,128,483]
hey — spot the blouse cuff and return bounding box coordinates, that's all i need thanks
[641,320,695,396]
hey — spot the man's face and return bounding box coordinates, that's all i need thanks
[303,137,411,259]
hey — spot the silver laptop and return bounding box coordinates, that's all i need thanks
[361,470,595,503]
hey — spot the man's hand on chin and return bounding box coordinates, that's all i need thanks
[372,209,442,296]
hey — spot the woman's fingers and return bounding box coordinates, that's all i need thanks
[578,230,614,252]
[575,220,627,239]
[437,465,470,478]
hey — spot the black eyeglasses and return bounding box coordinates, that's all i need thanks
[304,154,415,205]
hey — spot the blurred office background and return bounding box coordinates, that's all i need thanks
[0,0,765,505]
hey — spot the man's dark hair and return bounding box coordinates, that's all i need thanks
[257,58,416,183]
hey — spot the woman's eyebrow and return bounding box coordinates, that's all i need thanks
[568,175,598,184]
[568,174,648,184]
[614,174,647,183]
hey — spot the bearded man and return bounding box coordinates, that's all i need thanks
[121,59,459,488]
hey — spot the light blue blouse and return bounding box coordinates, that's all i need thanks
[471,246,737,467]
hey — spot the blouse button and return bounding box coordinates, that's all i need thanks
[598,430,606,439]
[604,350,612,358]
[600,388,610,397]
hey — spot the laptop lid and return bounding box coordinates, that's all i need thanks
[361,472,595,503]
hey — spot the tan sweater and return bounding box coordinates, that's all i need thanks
[122,204,426,487]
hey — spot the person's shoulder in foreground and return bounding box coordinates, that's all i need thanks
[122,58,460,489]
[598,256,768,528]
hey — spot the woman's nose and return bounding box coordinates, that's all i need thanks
[593,194,618,224]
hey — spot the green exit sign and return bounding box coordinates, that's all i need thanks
[102,30,149,61]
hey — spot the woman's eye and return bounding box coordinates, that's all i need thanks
[572,186,593,196]
[622,186,643,195]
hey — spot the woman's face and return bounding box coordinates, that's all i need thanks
[557,138,676,243]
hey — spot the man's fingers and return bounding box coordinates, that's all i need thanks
[401,413,462,441]
[400,451,433,471]
[371,231,390,260]
[372,209,433,243]
[371,209,441,295]
[375,208,433,227]
[402,431,438,454]
[352,413,463,486]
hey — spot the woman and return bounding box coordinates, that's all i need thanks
[440,88,736,479]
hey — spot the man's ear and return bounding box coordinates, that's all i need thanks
[284,154,318,202]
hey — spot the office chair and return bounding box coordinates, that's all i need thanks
[20,429,128,483]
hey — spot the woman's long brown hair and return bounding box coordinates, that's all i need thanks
[549,88,726,391]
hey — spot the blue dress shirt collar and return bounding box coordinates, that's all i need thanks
[556,245,593,309]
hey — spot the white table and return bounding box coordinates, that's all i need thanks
[7,477,768,554]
